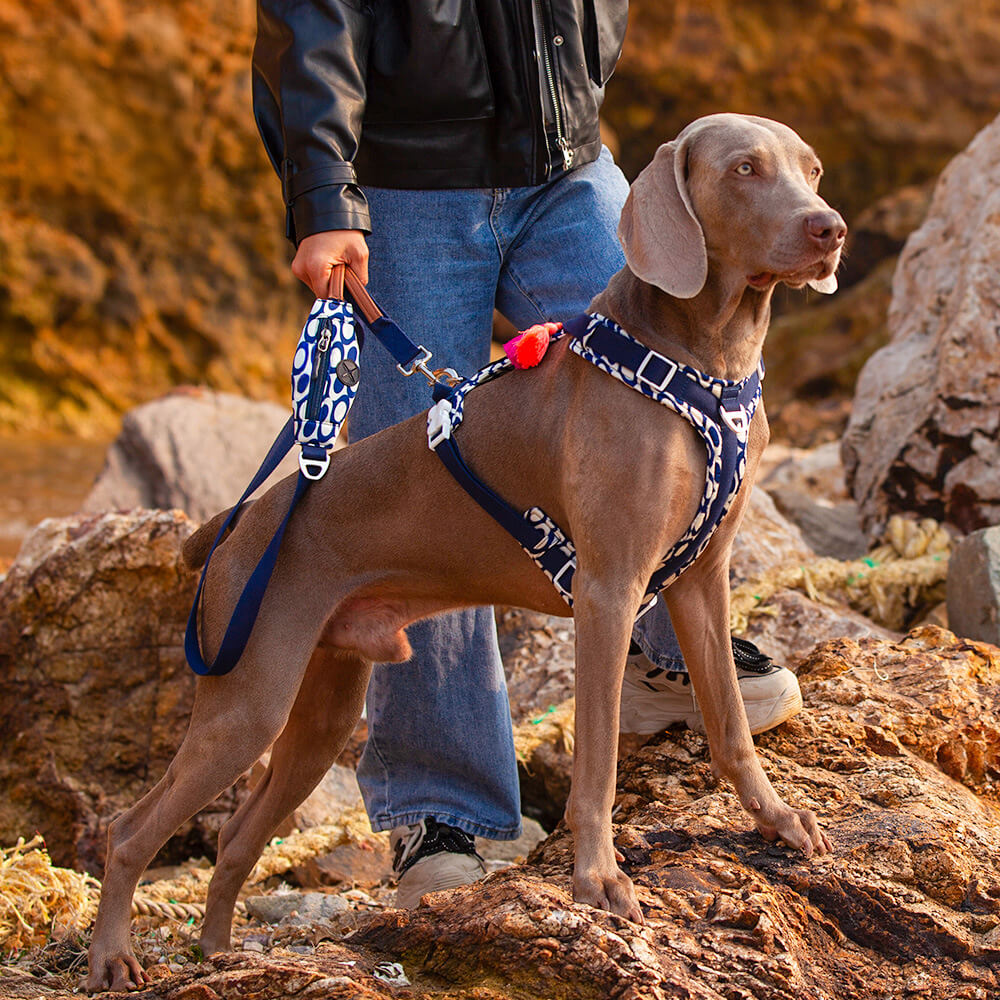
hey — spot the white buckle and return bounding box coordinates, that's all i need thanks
[298,449,331,480]
[720,404,750,438]
[426,398,455,450]
[635,351,678,391]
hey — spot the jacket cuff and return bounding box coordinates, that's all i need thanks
[287,183,372,244]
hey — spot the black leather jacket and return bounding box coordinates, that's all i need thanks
[253,0,628,243]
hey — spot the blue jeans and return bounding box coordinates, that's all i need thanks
[350,148,684,840]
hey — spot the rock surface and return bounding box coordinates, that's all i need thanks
[609,2,1000,220]
[17,627,993,1000]
[0,0,309,436]
[843,112,1000,536]
[82,389,301,522]
[947,527,1000,647]
[5,0,1000,435]
[759,442,868,561]
[0,509,239,872]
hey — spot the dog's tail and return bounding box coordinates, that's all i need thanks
[182,505,243,569]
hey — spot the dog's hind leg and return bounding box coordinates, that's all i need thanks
[199,644,372,955]
[86,653,313,993]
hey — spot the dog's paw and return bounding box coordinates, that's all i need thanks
[748,798,832,858]
[573,865,645,924]
[84,949,149,993]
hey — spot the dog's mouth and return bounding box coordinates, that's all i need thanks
[747,272,775,289]
[748,254,839,291]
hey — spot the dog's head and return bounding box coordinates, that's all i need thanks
[619,113,846,299]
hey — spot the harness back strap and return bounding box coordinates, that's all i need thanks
[427,313,763,616]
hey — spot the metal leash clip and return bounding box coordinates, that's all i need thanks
[397,347,463,388]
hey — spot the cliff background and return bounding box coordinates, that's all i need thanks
[3,0,1000,439]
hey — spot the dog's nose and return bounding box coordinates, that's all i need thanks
[804,210,847,252]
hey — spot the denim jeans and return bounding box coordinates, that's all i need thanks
[350,147,685,840]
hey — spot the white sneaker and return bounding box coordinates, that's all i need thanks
[390,818,486,909]
[620,637,803,736]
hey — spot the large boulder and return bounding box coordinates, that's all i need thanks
[843,113,1000,536]
[82,388,300,522]
[0,509,241,873]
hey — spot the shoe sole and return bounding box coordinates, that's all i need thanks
[685,683,803,736]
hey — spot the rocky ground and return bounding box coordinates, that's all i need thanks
[4,628,1000,999]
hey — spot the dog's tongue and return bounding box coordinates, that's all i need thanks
[747,272,773,289]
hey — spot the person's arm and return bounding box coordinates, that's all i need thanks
[253,0,372,289]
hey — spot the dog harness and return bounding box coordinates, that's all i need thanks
[428,312,763,619]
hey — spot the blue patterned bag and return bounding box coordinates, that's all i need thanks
[291,291,361,480]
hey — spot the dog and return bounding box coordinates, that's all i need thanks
[86,113,844,992]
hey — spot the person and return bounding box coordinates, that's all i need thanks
[251,0,802,906]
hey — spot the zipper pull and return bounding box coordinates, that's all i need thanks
[558,138,574,171]
[317,322,332,353]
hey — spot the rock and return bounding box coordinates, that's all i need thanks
[347,627,1000,999]
[496,608,575,725]
[6,0,1000,440]
[0,0,309,437]
[609,3,1000,223]
[288,840,393,892]
[245,892,349,927]
[477,817,547,865]
[765,490,867,562]
[840,182,934,288]
[257,762,363,840]
[758,442,867,561]
[21,642,1000,998]
[82,389,301,522]
[729,487,814,584]
[740,589,897,670]
[0,509,247,872]
[946,527,1000,645]
[757,441,851,501]
[843,112,1000,536]
[763,256,897,448]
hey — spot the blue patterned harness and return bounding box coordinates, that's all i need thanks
[428,312,763,619]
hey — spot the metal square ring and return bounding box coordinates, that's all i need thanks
[635,351,678,391]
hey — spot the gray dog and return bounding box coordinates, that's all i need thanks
[87,114,844,993]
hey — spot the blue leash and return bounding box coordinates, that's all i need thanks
[185,269,442,677]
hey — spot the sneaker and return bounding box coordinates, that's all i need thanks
[390,818,487,909]
[619,637,803,736]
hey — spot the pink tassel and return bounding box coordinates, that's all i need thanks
[503,322,562,369]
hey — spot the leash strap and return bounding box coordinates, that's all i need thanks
[186,265,439,677]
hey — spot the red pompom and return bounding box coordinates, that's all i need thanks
[503,321,562,369]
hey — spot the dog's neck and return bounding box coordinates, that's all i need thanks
[591,268,772,383]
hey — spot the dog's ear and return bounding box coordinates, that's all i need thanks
[807,271,839,294]
[618,139,708,299]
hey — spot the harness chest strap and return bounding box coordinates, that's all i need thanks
[427,313,763,617]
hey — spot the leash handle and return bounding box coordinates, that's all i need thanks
[325,262,384,327]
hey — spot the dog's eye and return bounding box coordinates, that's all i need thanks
[810,166,822,181]
[735,162,754,177]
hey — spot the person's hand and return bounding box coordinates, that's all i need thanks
[291,229,370,296]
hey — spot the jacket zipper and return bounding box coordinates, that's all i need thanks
[305,320,333,421]
[533,0,573,172]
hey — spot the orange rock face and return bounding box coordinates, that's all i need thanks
[4,0,1000,435]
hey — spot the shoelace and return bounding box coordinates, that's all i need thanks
[392,817,483,877]
[731,636,774,674]
[630,637,775,687]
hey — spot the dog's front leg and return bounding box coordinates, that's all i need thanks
[565,575,644,923]
[664,557,832,857]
